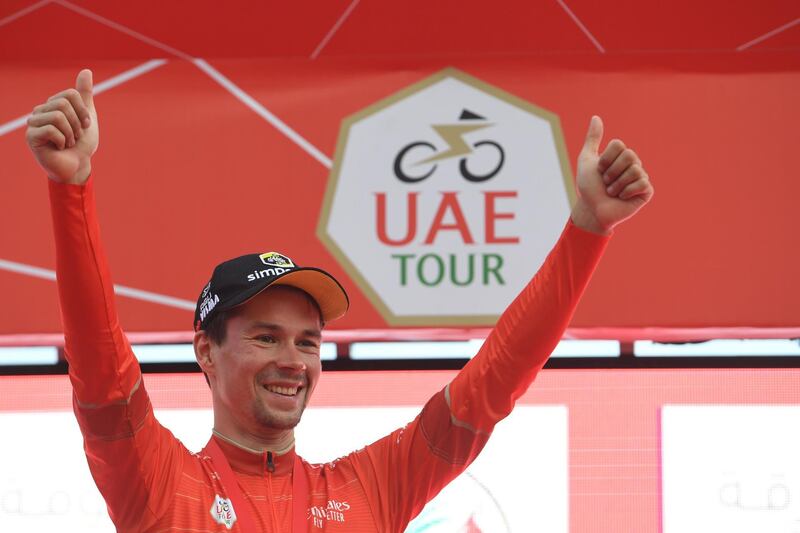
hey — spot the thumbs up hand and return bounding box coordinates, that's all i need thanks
[571,116,654,235]
[26,69,98,185]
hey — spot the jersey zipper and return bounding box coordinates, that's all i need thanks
[264,451,279,531]
[266,451,275,473]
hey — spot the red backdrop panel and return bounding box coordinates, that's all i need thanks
[1,1,798,333]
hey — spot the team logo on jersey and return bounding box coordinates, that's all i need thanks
[210,494,237,530]
[308,499,351,528]
[260,252,295,268]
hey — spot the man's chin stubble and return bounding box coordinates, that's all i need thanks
[254,404,305,431]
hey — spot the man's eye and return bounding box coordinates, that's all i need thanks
[256,335,276,343]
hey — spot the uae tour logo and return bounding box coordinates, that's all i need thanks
[318,68,574,325]
[392,109,504,184]
[210,494,237,529]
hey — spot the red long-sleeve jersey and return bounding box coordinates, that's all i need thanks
[49,177,608,532]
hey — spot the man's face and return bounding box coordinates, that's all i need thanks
[209,286,323,434]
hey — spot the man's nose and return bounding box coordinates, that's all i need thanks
[275,345,307,373]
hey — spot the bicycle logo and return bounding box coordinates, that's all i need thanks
[392,110,505,184]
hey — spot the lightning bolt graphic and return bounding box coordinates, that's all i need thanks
[417,123,492,165]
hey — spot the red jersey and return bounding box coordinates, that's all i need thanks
[48,177,608,532]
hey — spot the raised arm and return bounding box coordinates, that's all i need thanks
[449,115,654,430]
[351,116,653,531]
[26,70,182,530]
[26,69,141,402]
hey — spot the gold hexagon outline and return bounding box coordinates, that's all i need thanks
[317,67,576,327]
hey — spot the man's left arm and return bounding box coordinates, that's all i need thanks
[352,116,654,530]
[449,114,654,430]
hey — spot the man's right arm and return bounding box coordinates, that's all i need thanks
[28,70,184,531]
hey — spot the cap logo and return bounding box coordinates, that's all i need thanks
[199,292,220,322]
[201,282,211,298]
[247,267,289,282]
[259,252,295,268]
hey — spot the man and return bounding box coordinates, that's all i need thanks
[26,70,653,532]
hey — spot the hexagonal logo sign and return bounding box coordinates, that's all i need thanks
[318,68,575,326]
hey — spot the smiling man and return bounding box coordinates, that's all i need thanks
[193,253,349,458]
[27,70,653,532]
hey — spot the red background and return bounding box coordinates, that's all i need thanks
[1,0,799,334]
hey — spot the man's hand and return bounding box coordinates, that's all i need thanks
[26,69,97,185]
[571,116,654,235]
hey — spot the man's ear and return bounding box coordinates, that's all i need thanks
[194,330,215,377]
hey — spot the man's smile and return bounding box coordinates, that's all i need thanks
[263,384,301,396]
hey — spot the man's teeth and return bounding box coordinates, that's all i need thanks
[265,385,299,396]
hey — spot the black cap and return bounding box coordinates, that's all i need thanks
[194,251,349,331]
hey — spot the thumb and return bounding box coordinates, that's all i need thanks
[75,69,94,110]
[581,115,603,156]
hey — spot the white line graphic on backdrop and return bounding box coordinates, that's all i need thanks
[54,0,193,60]
[194,59,333,168]
[554,0,606,53]
[0,2,332,309]
[0,259,196,310]
[2,2,330,167]
[0,59,168,137]
[310,0,361,59]
[737,17,800,51]
[54,0,332,168]
[0,0,51,28]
